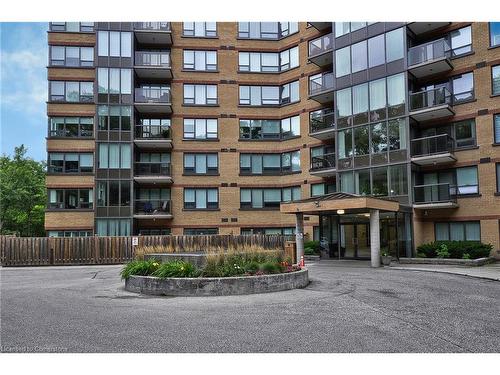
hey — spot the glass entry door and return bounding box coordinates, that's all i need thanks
[340,223,370,259]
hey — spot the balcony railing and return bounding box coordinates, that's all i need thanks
[134,199,172,215]
[309,33,333,57]
[311,152,336,170]
[408,38,451,67]
[411,134,455,157]
[309,72,334,95]
[133,22,171,31]
[134,87,171,104]
[135,51,171,67]
[409,87,452,111]
[413,183,457,204]
[135,125,171,139]
[134,162,171,176]
[309,108,335,133]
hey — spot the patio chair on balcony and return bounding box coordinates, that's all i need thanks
[143,201,153,214]
[153,200,169,214]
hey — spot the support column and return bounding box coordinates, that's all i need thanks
[295,213,304,265]
[370,209,381,268]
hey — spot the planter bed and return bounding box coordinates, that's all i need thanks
[144,253,206,268]
[125,269,309,296]
[398,257,496,266]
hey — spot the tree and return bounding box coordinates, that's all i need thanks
[0,145,46,236]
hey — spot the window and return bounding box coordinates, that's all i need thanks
[335,22,350,37]
[497,163,500,193]
[490,22,500,47]
[97,31,131,57]
[96,219,131,236]
[183,50,217,71]
[336,87,352,120]
[239,115,299,140]
[368,34,385,68]
[238,22,298,39]
[492,65,500,95]
[335,46,351,77]
[241,227,295,235]
[183,22,217,37]
[97,68,131,95]
[450,26,472,56]
[239,81,299,106]
[49,81,93,102]
[98,105,131,131]
[452,72,474,103]
[372,166,388,196]
[311,183,336,197]
[98,143,131,169]
[453,119,476,148]
[184,154,218,175]
[184,228,219,235]
[48,153,93,173]
[385,28,404,62]
[183,119,218,139]
[136,153,171,175]
[49,117,93,138]
[96,181,131,207]
[240,187,301,209]
[494,114,500,144]
[387,73,406,117]
[50,46,94,67]
[351,40,367,73]
[183,84,218,105]
[240,151,300,175]
[48,189,93,209]
[184,188,218,209]
[456,166,478,195]
[238,46,299,72]
[369,78,387,120]
[50,22,94,32]
[48,231,93,238]
[435,221,480,241]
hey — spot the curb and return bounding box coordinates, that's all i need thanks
[388,266,500,282]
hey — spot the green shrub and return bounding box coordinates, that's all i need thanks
[462,253,471,260]
[416,241,492,259]
[416,252,427,258]
[436,243,450,258]
[244,261,260,275]
[120,259,160,279]
[260,261,281,274]
[304,247,316,255]
[304,240,320,254]
[151,261,199,278]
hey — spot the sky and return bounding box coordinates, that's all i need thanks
[0,22,47,162]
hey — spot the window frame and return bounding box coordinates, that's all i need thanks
[183,188,219,210]
[49,22,94,32]
[239,151,300,175]
[183,50,218,71]
[239,81,299,107]
[239,115,300,140]
[48,188,94,210]
[434,221,481,241]
[182,22,217,38]
[183,153,219,175]
[183,118,218,139]
[183,84,218,105]
[49,81,94,103]
[240,187,301,209]
[49,46,94,67]
[48,116,94,138]
[492,65,500,96]
[47,152,94,174]
[489,22,500,48]
[237,22,298,40]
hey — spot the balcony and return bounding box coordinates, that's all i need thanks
[308,72,334,104]
[408,38,453,79]
[134,87,172,114]
[407,22,451,36]
[409,87,454,123]
[309,152,336,177]
[134,51,172,80]
[134,22,172,45]
[308,33,333,67]
[309,108,335,139]
[413,183,458,209]
[309,22,332,31]
[134,199,172,219]
[134,162,173,184]
[134,125,172,150]
[411,134,456,166]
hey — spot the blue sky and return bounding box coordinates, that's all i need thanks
[1,22,47,161]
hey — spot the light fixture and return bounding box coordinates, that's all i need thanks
[363,213,370,218]
[337,209,345,215]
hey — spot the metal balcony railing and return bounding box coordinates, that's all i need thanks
[308,33,333,57]
[309,108,335,133]
[311,152,336,170]
[411,134,455,157]
[133,22,171,31]
[409,87,452,111]
[134,162,171,176]
[309,72,334,95]
[413,183,457,204]
[134,87,171,103]
[135,125,171,139]
[135,51,171,67]
[408,38,451,67]
[134,199,172,215]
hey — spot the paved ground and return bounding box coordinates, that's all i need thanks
[1,261,499,353]
[390,261,500,281]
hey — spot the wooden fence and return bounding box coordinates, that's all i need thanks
[0,234,292,267]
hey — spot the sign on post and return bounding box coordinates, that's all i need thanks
[132,237,139,246]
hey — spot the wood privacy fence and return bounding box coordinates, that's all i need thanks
[0,235,292,267]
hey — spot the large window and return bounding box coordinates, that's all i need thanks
[183,50,217,71]
[239,81,299,106]
[450,26,472,56]
[334,22,367,37]
[238,46,299,72]
[496,163,500,193]
[184,153,218,175]
[452,72,474,103]
[335,46,351,78]
[96,219,131,236]
[97,31,131,58]
[183,22,217,37]
[492,65,500,95]
[183,84,218,105]
[49,81,93,102]
[240,151,300,175]
[183,119,218,139]
[456,166,479,195]
[184,188,219,209]
[98,143,131,169]
[238,22,298,39]
[490,22,500,47]
[368,34,385,68]
[98,106,131,131]
[48,189,93,209]
[339,164,407,197]
[422,119,476,149]
[184,228,219,235]
[49,117,93,138]
[241,227,295,235]
[97,68,132,95]
[239,115,300,140]
[50,46,94,67]
[48,153,93,173]
[50,22,94,32]
[385,28,405,62]
[48,231,93,238]
[494,114,500,144]
[435,221,480,241]
[240,187,301,209]
[311,183,336,197]
[96,181,130,207]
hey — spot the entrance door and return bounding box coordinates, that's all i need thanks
[340,223,370,259]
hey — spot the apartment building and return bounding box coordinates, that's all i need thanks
[45,22,500,259]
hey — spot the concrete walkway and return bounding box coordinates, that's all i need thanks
[389,261,500,281]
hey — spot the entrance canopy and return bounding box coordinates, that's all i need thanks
[280,192,400,215]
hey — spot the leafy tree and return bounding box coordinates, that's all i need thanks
[0,145,46,236]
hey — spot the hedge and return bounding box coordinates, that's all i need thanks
[416,241,492,259]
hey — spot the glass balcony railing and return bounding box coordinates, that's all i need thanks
[409,87,452,111]
[408,38,451,67]
[135,125,171,139]
[308,33,333,57]
[309,72,334,95]
[309,108,335,133]
[134,87,171,104]
[135,51,171,67]
[133,22,171,32]
[411,134,455,157]
[413,183,457,204]
[134,162,171,176]
[134,199,172,215]
[311,152,336,170]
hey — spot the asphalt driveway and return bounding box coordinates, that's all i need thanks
[1,261,499,352]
